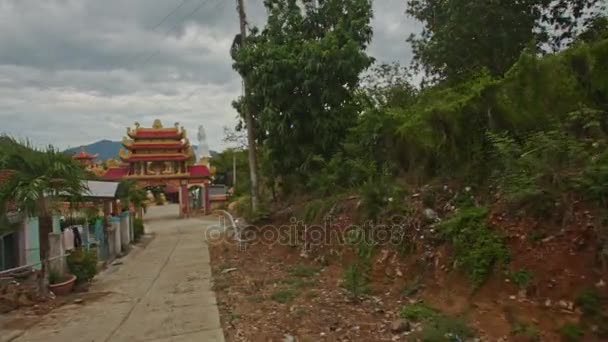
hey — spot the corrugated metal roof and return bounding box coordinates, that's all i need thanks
[83,180,119,199]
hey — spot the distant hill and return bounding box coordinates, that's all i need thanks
[65,140,121,161]
[65,140,218,161]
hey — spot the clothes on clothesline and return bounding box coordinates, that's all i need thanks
[62,227,74,251]
[61,225,83,251]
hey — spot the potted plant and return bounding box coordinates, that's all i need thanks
[48,270,76,296]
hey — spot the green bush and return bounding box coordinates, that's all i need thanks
[270,289,297,303]
[400,302,439,322]
[509,269,534,288]
[400,302,474,341]
[288,265,321,278]
[419,315,473,342]
[67,248,98,283]
[439,206,509,287]
[576,288,603,316]
[489,130,588,218]
[342,262,370,298]
[133,218,144,241]
[512,321,540,341]
[560,323,584,342]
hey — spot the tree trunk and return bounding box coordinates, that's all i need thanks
[38,214,52,297]
[236,0,260,213]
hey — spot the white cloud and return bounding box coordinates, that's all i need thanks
[0,0,420,152]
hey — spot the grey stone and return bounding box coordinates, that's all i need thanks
[390,319,410,333]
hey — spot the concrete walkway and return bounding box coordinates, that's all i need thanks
[12,205,224,342]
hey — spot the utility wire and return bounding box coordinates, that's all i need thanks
[150,0,192,32]
[133,0,217,68]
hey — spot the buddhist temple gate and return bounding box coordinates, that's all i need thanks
[102,119,212,217]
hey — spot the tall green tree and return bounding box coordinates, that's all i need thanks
[407,0,602,81]
[232,0,374,184]
[0,138,87,296]
[116,179,148,219]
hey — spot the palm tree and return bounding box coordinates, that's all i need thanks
[117,179,148,219]
[0,137,87,296]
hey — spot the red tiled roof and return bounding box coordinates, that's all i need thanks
[0,169,15,184]
[128,129,183,139]
[73,148,98,160]
[122,154,189,161]
[124,142,187,150]
[188,165,210,178]
[102,167,129,180]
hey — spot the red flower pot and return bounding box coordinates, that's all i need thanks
[49,274,76,296]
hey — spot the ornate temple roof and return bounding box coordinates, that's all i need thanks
[102,167,129,180]
[72,148,98,160]
[188,165,210,178]
[119,153,190,162]
[122,139,189,150]
[126,119,185,140]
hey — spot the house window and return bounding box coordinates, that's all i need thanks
[0,232,18,271]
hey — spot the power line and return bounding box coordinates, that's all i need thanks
[132,0,218,68]
[150,0,192,32]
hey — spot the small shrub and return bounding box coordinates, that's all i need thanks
[288,265,321,278]
[439,206,509,287]
[133,218,144,241]
[359,174,405,222]
[400,302,439,322]
[402,276,423,297]
[346,226,376,261]
[281,278,315,288]
[576,288,603,316]
[560,323,584,342]
[49,269,62,285]
[509,269,534,288]
[419,315,473,342]
[302,198,336,223]
[271,289,297,303]
[342,262,370,298]
[512,321,540,341]
[66,248,98,283]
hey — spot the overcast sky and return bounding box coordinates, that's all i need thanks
[0,0,421,151]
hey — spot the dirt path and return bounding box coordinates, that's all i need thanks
[8,205,224,342]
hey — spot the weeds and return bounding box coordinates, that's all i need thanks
[560,323,584,342]
[401,302,474,340]
[439,206,509,287]
[419,315,473,342]
[281,278,316,288]
[402,276,423,297]
[271,289,297,303]
[509,269,534,288]
[576,288,603,316]
[288,265,321,278]
[512,321,541,341]
[343,262,370,298]
[400,302,438,321]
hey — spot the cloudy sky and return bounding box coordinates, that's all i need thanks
[0,0,421,151]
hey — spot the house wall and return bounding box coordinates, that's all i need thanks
[25,217,40,268]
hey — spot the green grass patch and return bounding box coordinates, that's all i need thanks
[281,277,316,288]
[509,269,534,288]
[439,206,509,287]
[342,262,370,298]
[419,315,473,341]
[288,264,321,278]
[512,321,540,341]
[400,302,439,322]
[560,323,584,342]
[576,288,603,316]
[271,289,297,303]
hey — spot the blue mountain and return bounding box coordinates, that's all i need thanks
[65,140,217,161]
